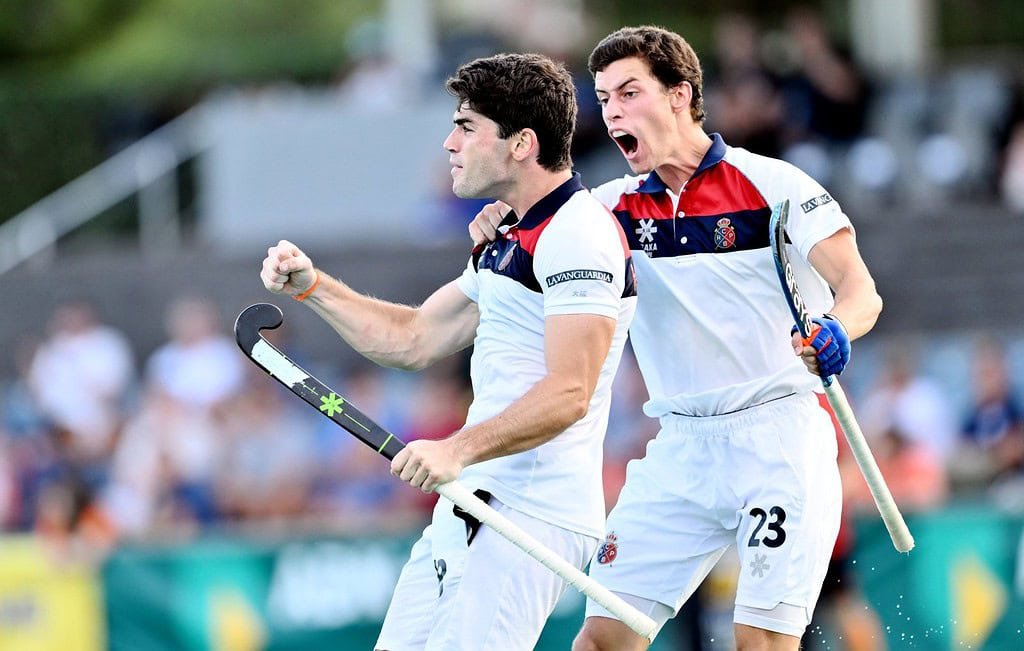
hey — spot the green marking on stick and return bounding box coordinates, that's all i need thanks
[376,433,394,453]
[319,392,344,417]
[346,413,371,432]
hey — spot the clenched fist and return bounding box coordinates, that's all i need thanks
[261,240,318,299]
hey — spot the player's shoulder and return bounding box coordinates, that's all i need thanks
[540,188,623,244]
[722,145,830,207]
[550,187,618,231]
[589,173,648,209]
[723,145,809,185]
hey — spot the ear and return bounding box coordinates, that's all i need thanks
[669,81,692,115]
[509,128,539,163]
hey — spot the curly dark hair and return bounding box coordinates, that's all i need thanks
[588,25,706,123]
[445,53,577,172]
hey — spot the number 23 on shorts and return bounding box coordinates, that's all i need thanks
[747,506,787,548]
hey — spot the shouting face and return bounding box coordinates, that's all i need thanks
[594,57,688,174]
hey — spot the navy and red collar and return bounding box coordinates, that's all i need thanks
[515,172,585,230]
[637,132,727,194]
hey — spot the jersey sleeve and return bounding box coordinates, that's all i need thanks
[533,195,627,319]
[456,255,480,303]
[780,167,852,262]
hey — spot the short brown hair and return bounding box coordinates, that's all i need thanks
[588,26,706,123]
[446,53,577,172]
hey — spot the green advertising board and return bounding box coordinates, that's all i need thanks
[855,506,1024,650]
[103,505,1024,650]
[104,534,692,650]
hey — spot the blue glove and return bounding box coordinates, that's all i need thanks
[793,314,851,377]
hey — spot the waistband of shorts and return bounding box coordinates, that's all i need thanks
[664,390,818,431]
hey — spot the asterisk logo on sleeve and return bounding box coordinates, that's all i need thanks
[319,392,345,417]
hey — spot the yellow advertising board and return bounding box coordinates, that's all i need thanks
[0,535,103,651]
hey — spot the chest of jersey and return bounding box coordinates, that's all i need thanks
[614,163,772,259]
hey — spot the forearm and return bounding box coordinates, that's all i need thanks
[303,270,425,369]
[827,278,882,341]
[449,373,590,466]
[808,229,882,341]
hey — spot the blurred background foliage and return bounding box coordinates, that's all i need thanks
[0,0,376,223]
[0,0,1022,224]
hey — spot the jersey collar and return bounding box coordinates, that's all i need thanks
[516,172,584,230]
[638,132,727,194]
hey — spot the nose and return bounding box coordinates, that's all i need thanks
[602,97,621,123]
[443,128,458,153]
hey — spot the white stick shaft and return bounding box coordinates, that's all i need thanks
[435,481,658,641]
[824,380,915,552]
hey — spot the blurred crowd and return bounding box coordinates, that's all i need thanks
[687,8,1023,214]
[0,297,462,559]
[2,295,1022,558]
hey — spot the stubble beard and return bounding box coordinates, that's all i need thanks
[453,167,500,200]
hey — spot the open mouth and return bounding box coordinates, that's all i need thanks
[611,130,639,157]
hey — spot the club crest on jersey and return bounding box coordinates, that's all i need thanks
[714,217,736,249]
[597,533,618,564]
[497,243,518,271]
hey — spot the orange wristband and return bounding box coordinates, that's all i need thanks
[292,271,321,302]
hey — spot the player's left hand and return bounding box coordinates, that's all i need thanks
[390,439,465,493]
[469,201,512,246]
[792,314,851,378]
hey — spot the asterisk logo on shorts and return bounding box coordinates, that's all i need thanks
[750,553,770,578]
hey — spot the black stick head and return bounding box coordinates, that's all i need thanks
[235,302,284,353]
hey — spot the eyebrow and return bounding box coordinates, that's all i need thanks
[454,117,473,126]
[595,77,639,95]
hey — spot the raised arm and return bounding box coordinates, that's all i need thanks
[261,239,479,370]
[391,312,617,492]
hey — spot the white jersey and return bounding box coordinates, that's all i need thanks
[456,173,637,538]
[590,134,851,417]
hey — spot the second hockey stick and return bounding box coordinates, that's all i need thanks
[769,201,914,553]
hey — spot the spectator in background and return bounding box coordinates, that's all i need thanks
[842,420,948,514]
[1000,122,1024,214]
[779,7,871,147]
[705,12,784,157]
[1,336,58,531]
[146,295,245,410]
[215,369,319,524]
[949,339,1024,494]
[128,295,246,527]
[27,301,134,486]
[857,346,957,462]
[773,7,872,187]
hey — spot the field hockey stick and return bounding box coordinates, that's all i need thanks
[234,303,658,640]
[768,201,915,553]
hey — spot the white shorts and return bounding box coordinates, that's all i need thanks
[586,392,841,638]
[376,493,597,651]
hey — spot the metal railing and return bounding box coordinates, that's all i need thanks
[0,106,210,276]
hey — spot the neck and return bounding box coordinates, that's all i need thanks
[654,126,713,194]
[504,167,573,219]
